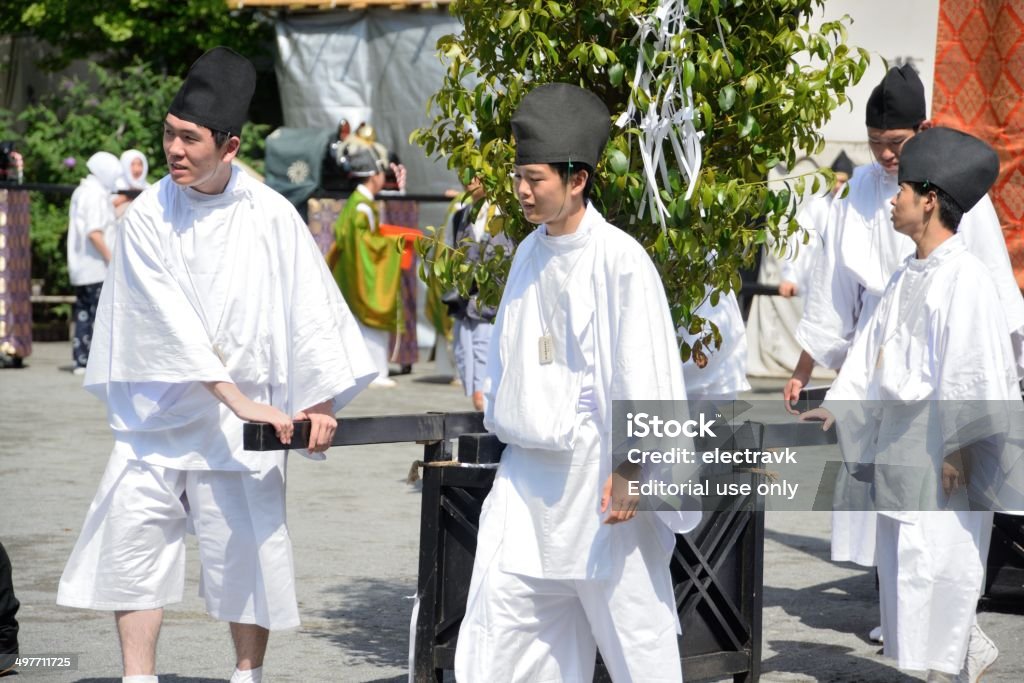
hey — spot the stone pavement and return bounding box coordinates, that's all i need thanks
[1,342,1021,682]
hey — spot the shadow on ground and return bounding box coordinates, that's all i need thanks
[763,526,882,646]
[760,641,919,683]
[310,577,415,671]
[764,527,833,560]
[412,375,458,385]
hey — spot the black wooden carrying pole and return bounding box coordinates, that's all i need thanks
[242,414,835,465]
[244,416,837,683]
[737,281,783,322]
[242,411,486,451]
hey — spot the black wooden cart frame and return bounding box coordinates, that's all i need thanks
[245,413,842,682]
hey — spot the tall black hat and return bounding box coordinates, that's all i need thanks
[865,65,926,130]
[898,127,999,212]
[168,47,256,136]
[511,83,610,168]
[830,150,855,177]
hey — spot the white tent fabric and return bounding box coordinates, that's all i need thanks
[275,9,465,355]
[275,9,462,200]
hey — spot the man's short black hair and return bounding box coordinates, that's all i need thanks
[211,129,231,148]
[549,161,595,203]
[908,181,964,233]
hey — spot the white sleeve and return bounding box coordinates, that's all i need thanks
[795,197,864,369]
[790,197,828,293]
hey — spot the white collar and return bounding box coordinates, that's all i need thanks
[906,232,965,271]
[181,165,242,205]
[536,202,599,254]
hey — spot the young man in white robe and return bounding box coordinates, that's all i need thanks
[783,66,1024,610]
[454,83,699,682]
[786,66,1024,407]
[802,127,1013,682]
[56,47,377,683]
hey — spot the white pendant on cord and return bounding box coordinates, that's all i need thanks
[616,0,703,231]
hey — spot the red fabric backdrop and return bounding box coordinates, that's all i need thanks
[932,0,1024,287]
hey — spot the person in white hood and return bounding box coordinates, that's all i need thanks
[66,150,121,373]
[120,149,150,189]
[113,149,151,219]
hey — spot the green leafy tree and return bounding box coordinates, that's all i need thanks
[413,0,869,363]
[5,61,267,185]
[1,2,281,127]
[10,62,183,185]
[0,1,273,73]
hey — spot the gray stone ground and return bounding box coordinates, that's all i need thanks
[1,341,1021,682]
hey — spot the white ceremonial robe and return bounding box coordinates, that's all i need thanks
[59,167,377,628]
[83,167,378,471]
[681,289,751,402]
[781,191,831,298]
[455,204,696,682]
[68,174,118,287]
[824,235,1017,674]
[796,162,1024,566]
[797,162,1024,373]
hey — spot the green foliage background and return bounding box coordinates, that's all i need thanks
[0,1,273,72]
[414,0,869,362]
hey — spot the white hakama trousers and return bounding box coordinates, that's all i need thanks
[454,418,682,683]
[830,456,877,567]
[358,320,391,380]
[876,510,992,674]
[57,449,298,630]
[830,510,877,566]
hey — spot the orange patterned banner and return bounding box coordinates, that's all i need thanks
[932,0,1024,287]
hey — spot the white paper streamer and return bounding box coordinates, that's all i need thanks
[616,0,704,231]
